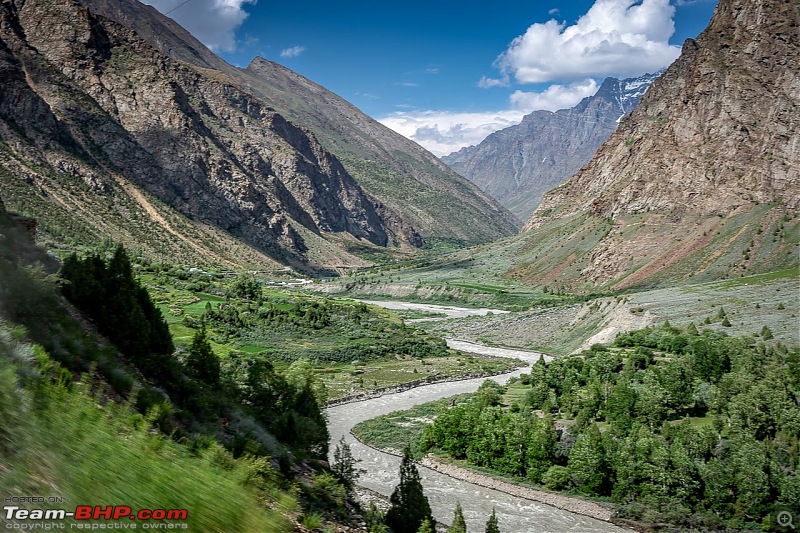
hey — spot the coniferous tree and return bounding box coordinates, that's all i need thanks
[59,245,174,374]
[385,447,433,533]
[447,502,467,533]
[484,508,499,533]
[332,436,364,492]
[185,325,220,387]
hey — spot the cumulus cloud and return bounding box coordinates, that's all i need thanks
[497,0,680,83]
[509,79,598,111]
[145,0,255,52]
[280,46,306,58]
[380,0,678,157]
[379,110,528,157]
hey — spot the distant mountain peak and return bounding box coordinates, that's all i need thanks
[590,71,664,120]
[442,72,660,220]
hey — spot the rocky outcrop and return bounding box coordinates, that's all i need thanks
[443,73,660,220]
[514,0,799,288]
[0,0,425,271]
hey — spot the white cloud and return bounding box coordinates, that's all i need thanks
[145,0,255,52]
[477,75,509,89]
[497,0,680,83]
[381,1,677,157]
[379,110,528,157]
[509,79,598,111]
[280,46,306,58]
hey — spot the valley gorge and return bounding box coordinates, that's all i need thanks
[0,0,797,532]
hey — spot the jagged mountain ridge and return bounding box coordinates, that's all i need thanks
[510,0,799,289]
[0,0,516,275]
[0,0,413,272]
[76,0,520,243]
[442,72,660,220]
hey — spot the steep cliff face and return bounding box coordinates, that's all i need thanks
[76,0,520,244]
[510,0,799,289]
[0,0,421,271]
[443,73,660,220]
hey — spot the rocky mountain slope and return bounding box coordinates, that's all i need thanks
[76,0,519,245]
[0,0,516,274]
[443,73,660,220]
[508,0,799,290]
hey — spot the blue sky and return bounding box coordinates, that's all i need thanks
[145,0,718,155]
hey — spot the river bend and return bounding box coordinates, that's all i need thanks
[326,336,624,532]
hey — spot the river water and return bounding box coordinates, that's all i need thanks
[358,299,510,321]
[326,303,625,532]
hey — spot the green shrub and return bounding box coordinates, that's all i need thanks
[301,512,324,530]
[308,472,347,513]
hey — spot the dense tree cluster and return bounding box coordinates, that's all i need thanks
[59,246,329,458]
[224,354,329,455]
[60,245,173,376]
[225,272,262,300]
[422,326,800,530]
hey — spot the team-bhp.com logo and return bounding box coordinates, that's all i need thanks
[3,504,189,530]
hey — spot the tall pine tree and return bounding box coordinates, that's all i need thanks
[185,325,220,388]
[385,447,433,533]
[485,508,499,533]
[332,436,363,492]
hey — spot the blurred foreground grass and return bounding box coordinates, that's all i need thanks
[0,323,295,532]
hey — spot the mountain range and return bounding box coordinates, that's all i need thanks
[0,0,796,290]
[0,0,517,273]
[442,72,661,220]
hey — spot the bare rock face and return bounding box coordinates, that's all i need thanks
[0,0,423,271]
[443,73,660,220]
[515,0,799,289]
